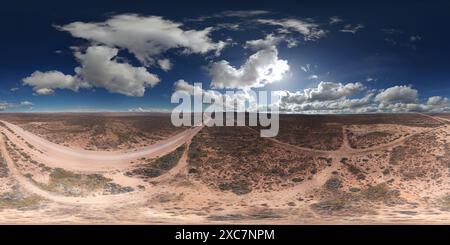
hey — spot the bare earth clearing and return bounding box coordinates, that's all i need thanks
[0,112,450,224]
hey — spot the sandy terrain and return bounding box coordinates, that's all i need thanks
[0,120,202,172]
[1,113,185,151]
[0,113,450,224]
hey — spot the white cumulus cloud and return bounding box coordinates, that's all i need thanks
[58,14,225,66]
[374,85,418,104]
[173,79,256,111]
[74,46,160,97]
[23,46,160,97]
[23,70,88,95]
[157,58,173,71]
[244,34,282,50]
[209,45,289,89]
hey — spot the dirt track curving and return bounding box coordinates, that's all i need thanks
[0,120,203,172]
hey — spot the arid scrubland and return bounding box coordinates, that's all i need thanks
[0,113,449,224]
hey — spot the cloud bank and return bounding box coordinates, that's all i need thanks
[276,83,450,113]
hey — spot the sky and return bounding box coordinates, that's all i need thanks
[1,0,450,113]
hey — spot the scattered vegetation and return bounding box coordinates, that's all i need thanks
[103,182,134,195]
[311,199,348,214]
[187,126,324,192]
[348,130,400,149]
[1,113,185,151]
[0,193,43,210]
[362,183,390,200]
[208,208,282,221]
[390,132,443,180]
[0,186,43,210]
[188,135,207,168]
[340,158,366,180]
[362,183,400,202]
[438,195,450,211]
[126,144,186,178]
[325,177,342,190]
[389,146,408,165]
[0,153,8,178]
[271,116,343,150]
[37,168,112,196]
[218,180,252,195]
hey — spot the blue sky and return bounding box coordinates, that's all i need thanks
[1,0,450,113]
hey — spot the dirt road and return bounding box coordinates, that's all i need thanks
[0,120,203,171]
